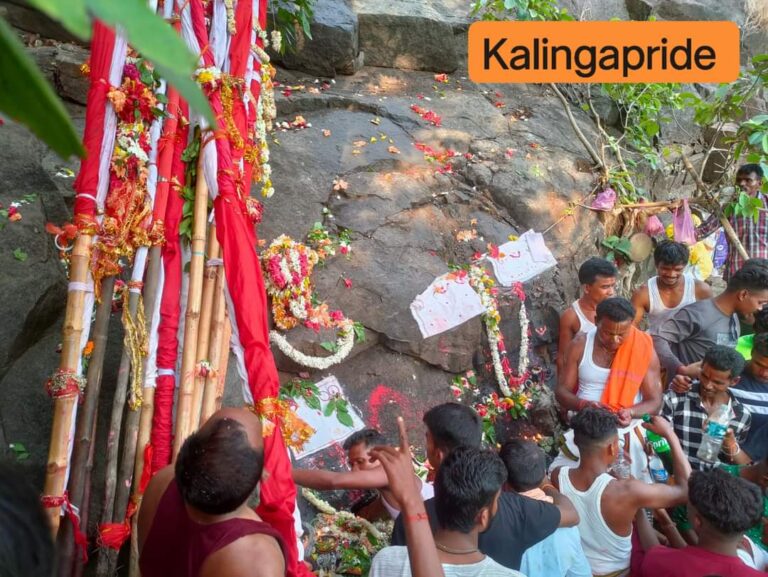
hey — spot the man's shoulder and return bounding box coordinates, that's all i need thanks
[474,556,526,577]
[735,370,767,392]
[201,531,285,577]
[370,546,409,576]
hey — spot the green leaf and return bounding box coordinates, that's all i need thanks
[336,410,354,428]
[323,399,336,417]
[305,394,321,411]
[13,248,28,262]
[26,0,90,39]
[0,19,84,159]
[353,322,366,343]
[319,341,338,353]
[86,0,214,125]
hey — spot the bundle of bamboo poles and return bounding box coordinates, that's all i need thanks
[51,133,234,577]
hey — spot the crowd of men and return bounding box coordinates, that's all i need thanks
[3,165,767,577]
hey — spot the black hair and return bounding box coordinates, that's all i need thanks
[595,297,636,323]
[423,403,482,454]
[688,469,763,537]
[702,345,746,379]
[753,333,768,359]
[434,446,507,533]
[754,307,768,335]
[343,428,389,452]
[571,406,618,450]
[0,462,54,577]
[175,417,264,515]
[726,261,768,293]
[578,257,618,285]
[499,440,546,492]
[737,163,764,179]
[654,240,690,266]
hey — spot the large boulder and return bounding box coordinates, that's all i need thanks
[350,0,458,72]
[271,0,363,77]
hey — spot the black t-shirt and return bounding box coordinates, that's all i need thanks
[390,491,561,570]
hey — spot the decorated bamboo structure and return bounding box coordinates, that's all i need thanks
[201,263,229,423]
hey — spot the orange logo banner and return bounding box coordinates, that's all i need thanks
[468,21,740,83]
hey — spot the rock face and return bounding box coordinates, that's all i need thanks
[272,0,363,77]
[351,0,459,72]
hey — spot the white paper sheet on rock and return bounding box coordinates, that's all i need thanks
[486,230,557,286]
[410,270,486,339]
[291,375,365,460]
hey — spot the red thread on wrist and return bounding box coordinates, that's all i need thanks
[405,512,429,523]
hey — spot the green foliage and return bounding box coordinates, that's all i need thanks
[271,0,315,54]
[281,378,322,411]
[1,0,213,160]
[725,191,765,223]
[470,0,572,21]
[601,236,632,262]
[0,18,83,158]
[319,341,339,353]
[179,133,202,244]
[13,248,28,262]
[353,321,366,343]
[8,442,29,461]
[280,379,354,427]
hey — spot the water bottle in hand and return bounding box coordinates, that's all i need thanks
[696,403,732,464]
[612,438,631,480]
[649,454,669,483]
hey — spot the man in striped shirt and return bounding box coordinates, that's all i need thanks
[697,164,767,282]
[732,333,768,461]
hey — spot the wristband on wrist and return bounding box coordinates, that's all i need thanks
[404,511,429,523]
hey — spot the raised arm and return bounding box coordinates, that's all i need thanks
[631,284,650,326]
[370,418,445,577]
[651,308,698,381]
[292,466,389,491]
[556,333,587,413]
[557,308,579,376]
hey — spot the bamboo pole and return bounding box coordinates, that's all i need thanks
[56,275,116,577]
[72,418,98,577]
[173,150,210,457]
[95,285,135,577]
[681,153,750,261]
[43,233,93,535]
[215,317,232,413]
[190,228,220,430]
[201,263,228,423]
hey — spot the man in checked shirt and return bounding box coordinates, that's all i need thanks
[697,164,767,281]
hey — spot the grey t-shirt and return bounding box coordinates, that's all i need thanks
[652,299,739,381]
[370,546,525,577]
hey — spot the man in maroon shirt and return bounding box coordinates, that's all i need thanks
[640,468,764,577]
[138,408,286,577]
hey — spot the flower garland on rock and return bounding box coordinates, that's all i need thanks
[467,264,530,397]
[262,235,355,370]
[302,489,392,576]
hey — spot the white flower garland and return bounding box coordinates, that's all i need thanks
[302,488,386,542]
[269,324,355,370]
[468,265,530,397]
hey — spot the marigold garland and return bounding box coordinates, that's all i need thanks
[251,397,316,451]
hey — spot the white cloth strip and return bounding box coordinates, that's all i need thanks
[223,282,253,405]
[68,281,94,293]
[211,0,230,71]
[157,368,175,377]
[175,242,191,387]
[143,264,165,389]
[206,258,224,267]
[75,193,98,205]
[179,0,204,67]
[132,246,149,284]
[202,137,219,200]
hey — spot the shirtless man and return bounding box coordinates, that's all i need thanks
[632,240,712,332]
[558,257,618,375]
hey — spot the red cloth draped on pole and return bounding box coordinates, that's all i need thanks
[150,101,189,472]
[187,1,309,575]
[72,21,115,230]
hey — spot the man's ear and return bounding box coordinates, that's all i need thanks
[475,506,491,532]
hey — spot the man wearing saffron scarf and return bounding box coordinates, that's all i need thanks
[554,297,663,480]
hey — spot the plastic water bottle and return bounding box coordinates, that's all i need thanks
[642,414,674,474]
[648,454,669,483]
[696,404,732,464]
[612,439,631,480]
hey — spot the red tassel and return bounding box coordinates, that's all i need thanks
[139,443,154,495]
[41,491,89,562]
